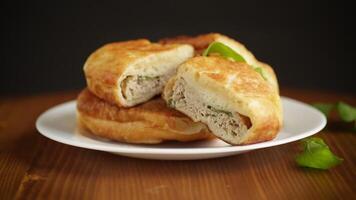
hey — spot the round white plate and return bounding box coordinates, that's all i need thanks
[36,97,326,160]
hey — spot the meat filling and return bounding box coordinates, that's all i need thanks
[121,75,170,103]
[169,78,251,142]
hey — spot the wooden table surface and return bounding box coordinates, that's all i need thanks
[0,88,355,200]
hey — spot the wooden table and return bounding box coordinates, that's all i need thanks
[1,88,355,200]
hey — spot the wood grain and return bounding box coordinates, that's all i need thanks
[0,88,355,200]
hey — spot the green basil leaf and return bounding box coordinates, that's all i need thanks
[254,67,267,80]
[207,105,233,117]
[203,42,270,81]
[167,99,175,108]
[312,103,335,117]
[337,102,356,122]
[296,137,343,170]
[203,42,246,62]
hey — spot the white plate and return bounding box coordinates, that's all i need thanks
[36,97,326,160]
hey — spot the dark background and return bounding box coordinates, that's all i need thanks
[1,0,355,95]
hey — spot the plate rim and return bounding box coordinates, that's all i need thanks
[36,97,327,155]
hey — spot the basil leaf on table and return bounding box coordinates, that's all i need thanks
[296,137,343,170]
[203,42,246,62]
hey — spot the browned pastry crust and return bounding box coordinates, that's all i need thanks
[160,34,217,55]
[77,89,214,144]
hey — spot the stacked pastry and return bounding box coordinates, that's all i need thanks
[77,33,282,145]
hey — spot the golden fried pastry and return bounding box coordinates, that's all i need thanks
[84,39,194,108]
[163,57,281,145]
[77,89,213,144]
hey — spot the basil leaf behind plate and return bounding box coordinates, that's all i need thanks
[296,137,343,170]
[312,103,335,117]
[337,102,356,122]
